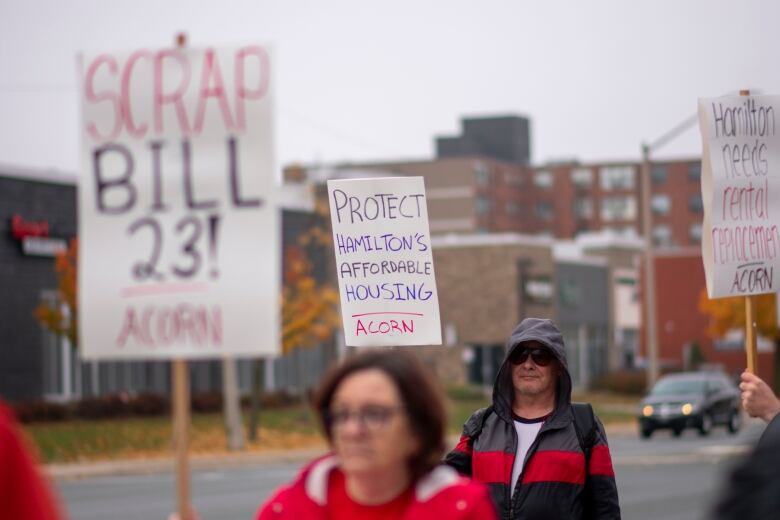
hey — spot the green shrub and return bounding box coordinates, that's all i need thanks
[13,400,70,423]
[591,370,647,395]
[128,392,169,416]
[191,391,222,413]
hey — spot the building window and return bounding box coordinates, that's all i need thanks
[535,201,553,221]
[651,165,668,184]
[652,225,673,247]
[559,279,582,308]
[573,197,593,219]
[474,161,490,185]
[689,193,703,213]
[688,162,701,182]
[524,276,553,304]
[690,223,703,243]
[533,170,553,189]
[601,196,637,221]
[40,290,78,400]
[651,194,671,215]
[475,197,492,215]
[599,166,636,190]
[571,168,593,187]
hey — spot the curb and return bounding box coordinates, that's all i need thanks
[47,447,326,481]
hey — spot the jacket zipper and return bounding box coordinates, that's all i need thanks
[507,417,567,520]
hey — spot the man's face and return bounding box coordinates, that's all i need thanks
[509,341,559,397]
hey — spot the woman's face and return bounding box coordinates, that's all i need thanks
[329,369,419,478]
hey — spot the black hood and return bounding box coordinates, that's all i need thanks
[492,318,572,423]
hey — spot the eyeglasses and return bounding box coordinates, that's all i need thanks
[326,405,405,431]
[509,347,554,367]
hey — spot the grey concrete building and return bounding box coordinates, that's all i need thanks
[554,258,610,390]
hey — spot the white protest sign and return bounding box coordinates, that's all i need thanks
[698,94,780,298]
[327,177,442,346]
[78,45,278,359]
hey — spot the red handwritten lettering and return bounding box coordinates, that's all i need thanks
[116,304,222,348]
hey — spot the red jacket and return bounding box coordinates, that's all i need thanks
[256,454,497,520]
[0,402,64,520]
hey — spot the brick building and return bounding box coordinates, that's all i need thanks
[641,249,776,385]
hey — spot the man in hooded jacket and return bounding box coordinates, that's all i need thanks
[445,318,621,519]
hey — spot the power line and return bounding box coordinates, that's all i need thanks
[277,104,406,158]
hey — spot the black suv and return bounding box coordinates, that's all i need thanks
[637,371,741,439]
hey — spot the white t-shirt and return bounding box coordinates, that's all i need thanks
[510,415,547,495]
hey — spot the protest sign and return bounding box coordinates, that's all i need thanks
[327,177,442,346]
[698,94,780,298]
[78,45,278,359]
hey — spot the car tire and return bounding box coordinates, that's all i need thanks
[698,413,712,436]
[640,426,653,439]
[672,427,683,437]
[727,410,741,434]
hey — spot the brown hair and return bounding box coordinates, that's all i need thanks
[313,349,447,482]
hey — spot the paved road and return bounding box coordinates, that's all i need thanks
[57,420,766,520]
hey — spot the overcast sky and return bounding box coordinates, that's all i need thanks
[1,0,778,179]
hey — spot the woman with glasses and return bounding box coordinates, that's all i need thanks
[256,349,496,519]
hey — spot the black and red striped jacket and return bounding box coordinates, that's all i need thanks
[445,318,621,520]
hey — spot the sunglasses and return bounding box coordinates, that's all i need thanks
[509,347,554,367]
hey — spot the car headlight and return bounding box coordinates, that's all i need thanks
[681,403,694,415]
[642,405,654,417]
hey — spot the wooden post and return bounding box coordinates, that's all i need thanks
[172,31,193,520]
[745,296,758,374]
[173,360,192,520]
[739,88,759,374]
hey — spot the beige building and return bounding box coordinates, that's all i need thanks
[420,233,555,384]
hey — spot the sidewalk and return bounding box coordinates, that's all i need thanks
[46,422,638,481]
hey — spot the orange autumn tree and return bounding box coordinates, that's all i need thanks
[34,238,78,348]
[699,289,780,391]
[282,244,340,353]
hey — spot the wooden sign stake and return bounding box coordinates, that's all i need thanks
[172,31,193,520]
[739,88,759,374]
[173,359,192,519]
[745,295,758,374]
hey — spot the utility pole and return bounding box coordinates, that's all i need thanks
[640,143,659,388]
[641,114,698,388]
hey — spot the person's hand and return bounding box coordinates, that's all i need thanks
[739,371,780,423]
[167,510,199,520]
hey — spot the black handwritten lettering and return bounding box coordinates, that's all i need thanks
[730,266,774,294]
[331,191,426,224]
[712,99,776,138]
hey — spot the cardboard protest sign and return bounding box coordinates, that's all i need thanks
[78,45,278,359]
[327,177,442,346]
[698,94,780,298]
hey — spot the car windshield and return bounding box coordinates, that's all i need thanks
[650,377,706,396]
